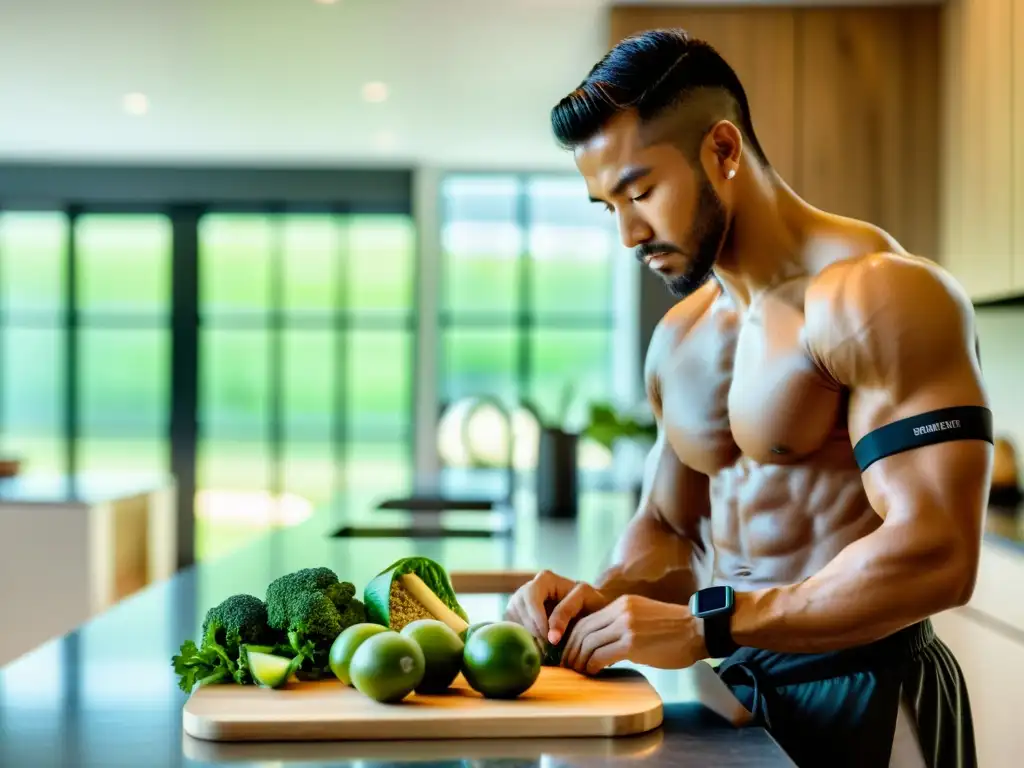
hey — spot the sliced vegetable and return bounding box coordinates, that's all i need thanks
[248,651,296,689]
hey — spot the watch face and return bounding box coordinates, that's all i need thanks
[696,586,730,614]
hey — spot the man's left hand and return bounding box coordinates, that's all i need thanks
[560,594,707,675]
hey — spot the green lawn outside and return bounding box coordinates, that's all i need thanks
[0,208,619,559]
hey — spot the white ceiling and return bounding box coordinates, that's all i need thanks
[0,0,941,170]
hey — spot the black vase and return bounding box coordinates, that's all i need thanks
[536,427,578,519]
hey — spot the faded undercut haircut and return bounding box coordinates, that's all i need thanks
[550,28,769,167]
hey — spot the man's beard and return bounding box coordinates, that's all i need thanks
[662,176,730,298]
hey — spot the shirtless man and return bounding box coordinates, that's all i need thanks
[505,29,991,768]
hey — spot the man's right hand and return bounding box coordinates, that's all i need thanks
[504,570,612,646]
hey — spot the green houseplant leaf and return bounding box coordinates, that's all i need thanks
[582,403,657,451]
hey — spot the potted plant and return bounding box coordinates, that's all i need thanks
[521,384,580,520]
[581,401,657,505]
[582,402,657,452]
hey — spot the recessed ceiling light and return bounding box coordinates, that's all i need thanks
[314,0,338,5]
[361,82,389,103]
[122,92,149,116]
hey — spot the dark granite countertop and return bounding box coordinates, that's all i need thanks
[0,490,794,767]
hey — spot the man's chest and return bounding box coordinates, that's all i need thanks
[659,293,848,476]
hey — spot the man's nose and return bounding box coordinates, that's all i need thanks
[618,209,653,250]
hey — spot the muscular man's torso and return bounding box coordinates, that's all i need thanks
[653,228,906,592]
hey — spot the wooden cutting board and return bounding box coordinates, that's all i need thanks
[182,666,664,742]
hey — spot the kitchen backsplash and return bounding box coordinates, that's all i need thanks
[976,306,1024,477]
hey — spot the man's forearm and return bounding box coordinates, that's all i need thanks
[595,509,701,605]
[729,519,974,654]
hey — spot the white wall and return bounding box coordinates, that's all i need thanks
[975,307,1024,465]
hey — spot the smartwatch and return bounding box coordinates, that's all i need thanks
[688,585,739,658]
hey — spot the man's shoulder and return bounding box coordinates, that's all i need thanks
[805,251,973,337]
[809,249,965,300]
[803,252,977,387]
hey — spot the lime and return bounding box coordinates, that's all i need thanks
[462,621,542,699]
[460,621,493,644]
[247,651,293,689]
[349,631,426,703]
[330,623,389,685]
[401,619,464,693]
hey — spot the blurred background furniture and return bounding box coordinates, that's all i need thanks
[0,472,176,666]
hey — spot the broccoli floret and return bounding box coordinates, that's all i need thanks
[337,597,367,628]
[202,594,273,658]
[172,593,278,692]
[265,567,365,678]
[173,572,365,690]
[328,580,357,609]
[290,591,343,642]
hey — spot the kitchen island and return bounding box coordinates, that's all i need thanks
[0,471,177,666]
[0,488,795,767]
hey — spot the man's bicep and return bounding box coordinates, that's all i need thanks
[802,254,995,609]
[811,254,993,564]
[851,350,995,561]
[847,365,992,605]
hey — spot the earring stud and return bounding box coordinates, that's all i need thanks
[727,169,736,180]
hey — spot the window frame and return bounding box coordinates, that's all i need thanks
[429,169,641,488]
[0,164,416,568]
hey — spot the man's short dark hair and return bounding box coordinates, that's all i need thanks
[550,28,769,166]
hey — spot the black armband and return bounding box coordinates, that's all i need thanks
[853,405,993,472]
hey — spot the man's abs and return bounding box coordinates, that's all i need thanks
[654,278,881,592]
[706,447,881,589]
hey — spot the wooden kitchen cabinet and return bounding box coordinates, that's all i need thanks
[609,7,799,184]
[798,7,940,259]
[609,5,940,259]
[939,0,964,285]
[609,2,1019,299]
[1013,0,1024,291]
[941,0,1015,301]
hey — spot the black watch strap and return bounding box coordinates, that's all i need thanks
[702,612,739,658]
[691,587,740,658]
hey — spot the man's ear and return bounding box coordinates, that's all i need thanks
[701,120,743,184]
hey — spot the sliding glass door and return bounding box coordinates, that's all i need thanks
[196,210,417,533]
[0,164,417,566]
[0,210,172,481]
[0,164,634,567]
[76,213,171,478]
[0,211,68,476]
[438,173,622,483]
